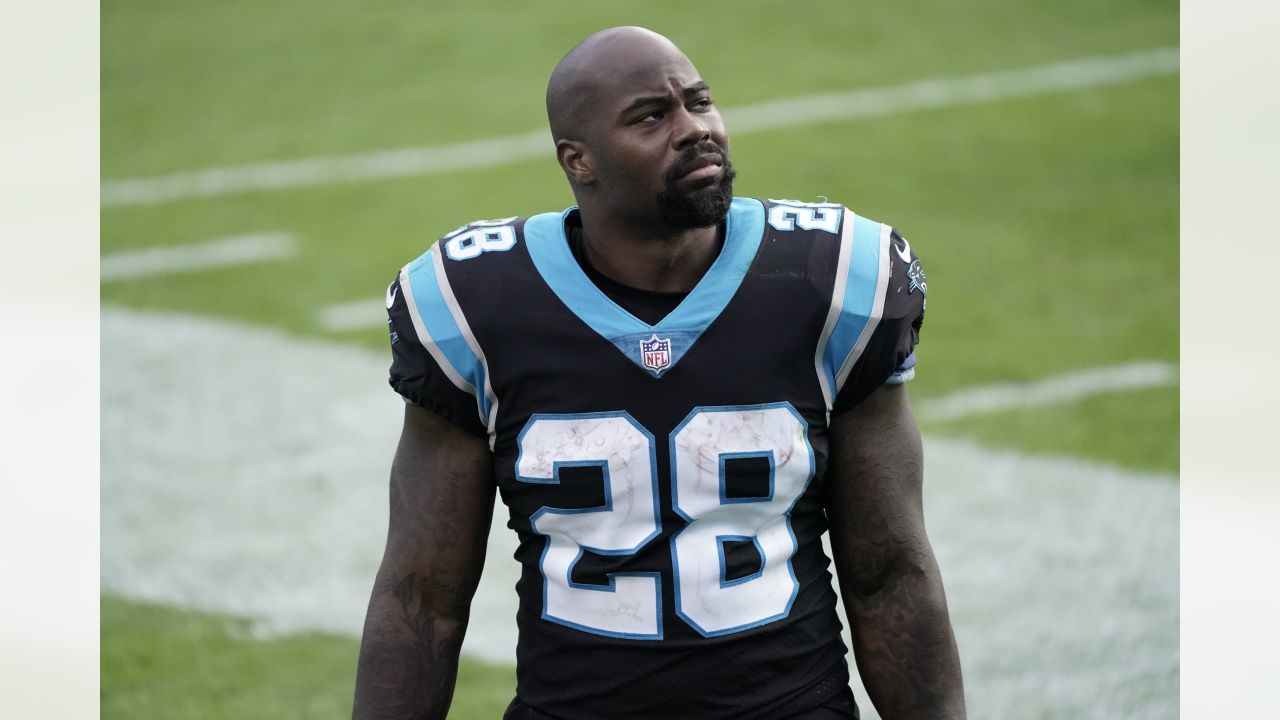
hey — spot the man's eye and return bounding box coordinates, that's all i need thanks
[637,111,663,124]
[691,98,714,111]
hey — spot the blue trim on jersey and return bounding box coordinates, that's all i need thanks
[822,214,885,396]
[404,249,489,417]
[523,197,766,377]
[668,401,815,638]
[716,535,766,589]
[515,411,664,641]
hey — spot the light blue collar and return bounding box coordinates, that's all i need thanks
[523,197,766,377]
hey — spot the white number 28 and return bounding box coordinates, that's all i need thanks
[515,403,815,639]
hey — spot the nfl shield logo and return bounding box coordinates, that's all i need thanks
[640,334,672,375]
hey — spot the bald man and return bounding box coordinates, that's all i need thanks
[353,27,965,720]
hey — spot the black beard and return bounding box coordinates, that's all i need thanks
[656,144,737,229]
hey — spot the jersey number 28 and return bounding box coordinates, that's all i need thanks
[515,402,815,639]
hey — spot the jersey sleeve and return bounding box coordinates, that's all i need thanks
[386,260,489,438]
[829,225,926,415]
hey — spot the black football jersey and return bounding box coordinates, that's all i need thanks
[385,197,925,719]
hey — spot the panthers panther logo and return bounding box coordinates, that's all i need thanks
[907,259,927,295]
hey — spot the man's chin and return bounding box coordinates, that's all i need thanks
[657,164,736,229]
[684,178,728,204]
[658,191,732,228]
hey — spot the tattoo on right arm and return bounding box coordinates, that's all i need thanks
[352,406,494,720]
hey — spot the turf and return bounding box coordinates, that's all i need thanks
[921,385,1181,472]
[102,0,1179,717]
[101,596,515,720]
[103,0,1177,176]
[100,73,1178,468]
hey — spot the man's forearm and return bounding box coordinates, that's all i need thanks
[354,405,495,720]
[352,572,469,720]
[843,556,965,720]
[825,384,964,718]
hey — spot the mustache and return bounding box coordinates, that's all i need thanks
[665,142,729,183]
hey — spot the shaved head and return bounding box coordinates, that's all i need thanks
[546,26,691,142]
[545,26,733,230]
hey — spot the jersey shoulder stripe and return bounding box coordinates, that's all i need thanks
[399,247,496,433]
[814,209,891,409]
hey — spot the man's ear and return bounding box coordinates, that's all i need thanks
[556,140,596,186]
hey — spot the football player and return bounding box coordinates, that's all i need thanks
[353,26,964,720]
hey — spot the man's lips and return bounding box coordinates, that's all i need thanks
[675,156,724,181]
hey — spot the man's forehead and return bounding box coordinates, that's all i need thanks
[588,52,703,106]
[545,27,706,139]
[606,65,704,105]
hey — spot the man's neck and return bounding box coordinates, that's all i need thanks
[576,213,723,294]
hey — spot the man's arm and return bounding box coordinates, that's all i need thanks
[826,383,965,719]
[352,403,496,720]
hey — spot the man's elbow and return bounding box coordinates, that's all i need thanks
[373,565,475,624]
[844,546,943,603]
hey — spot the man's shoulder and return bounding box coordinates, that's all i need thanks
[759,197,893,233]
[421,214,525,265]
[394,210,553,280]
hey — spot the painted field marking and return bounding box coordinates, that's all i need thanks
[100,233,296,282]
[917,361,1178,422]
[101,47,1178,207]
[316,298,388,333]
[724,46,1178,133]
[101,306,1177,719]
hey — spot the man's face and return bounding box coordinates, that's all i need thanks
[582,44,735,229]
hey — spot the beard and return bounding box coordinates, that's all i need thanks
[656,142,737,229]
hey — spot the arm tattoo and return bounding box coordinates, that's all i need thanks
[353,574,466,720]
[827,386,965,719]
[352,407,493,720]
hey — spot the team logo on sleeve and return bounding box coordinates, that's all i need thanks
[641,335,672,375]
[907,259,927,295]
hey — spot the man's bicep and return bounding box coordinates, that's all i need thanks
[825,383,929,596]
[380,403,495,616]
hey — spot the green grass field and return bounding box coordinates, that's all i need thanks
[102,0,1178,717]
[102,596,514,720]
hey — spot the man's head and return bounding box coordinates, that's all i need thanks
[546,27,735,230]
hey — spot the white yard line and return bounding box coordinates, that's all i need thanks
[316,298,387,332]
[101,306,1177,718]
[101,132,551,207]
[100,233,296,281]
[101,47,1178,207]
[723,47,1178,133]
[917,361,1179,422]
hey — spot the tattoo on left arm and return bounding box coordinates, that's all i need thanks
[826,384,965,719]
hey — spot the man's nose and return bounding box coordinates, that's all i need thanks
[672,107,713,149]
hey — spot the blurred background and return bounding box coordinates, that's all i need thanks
[100,1,1178,717]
